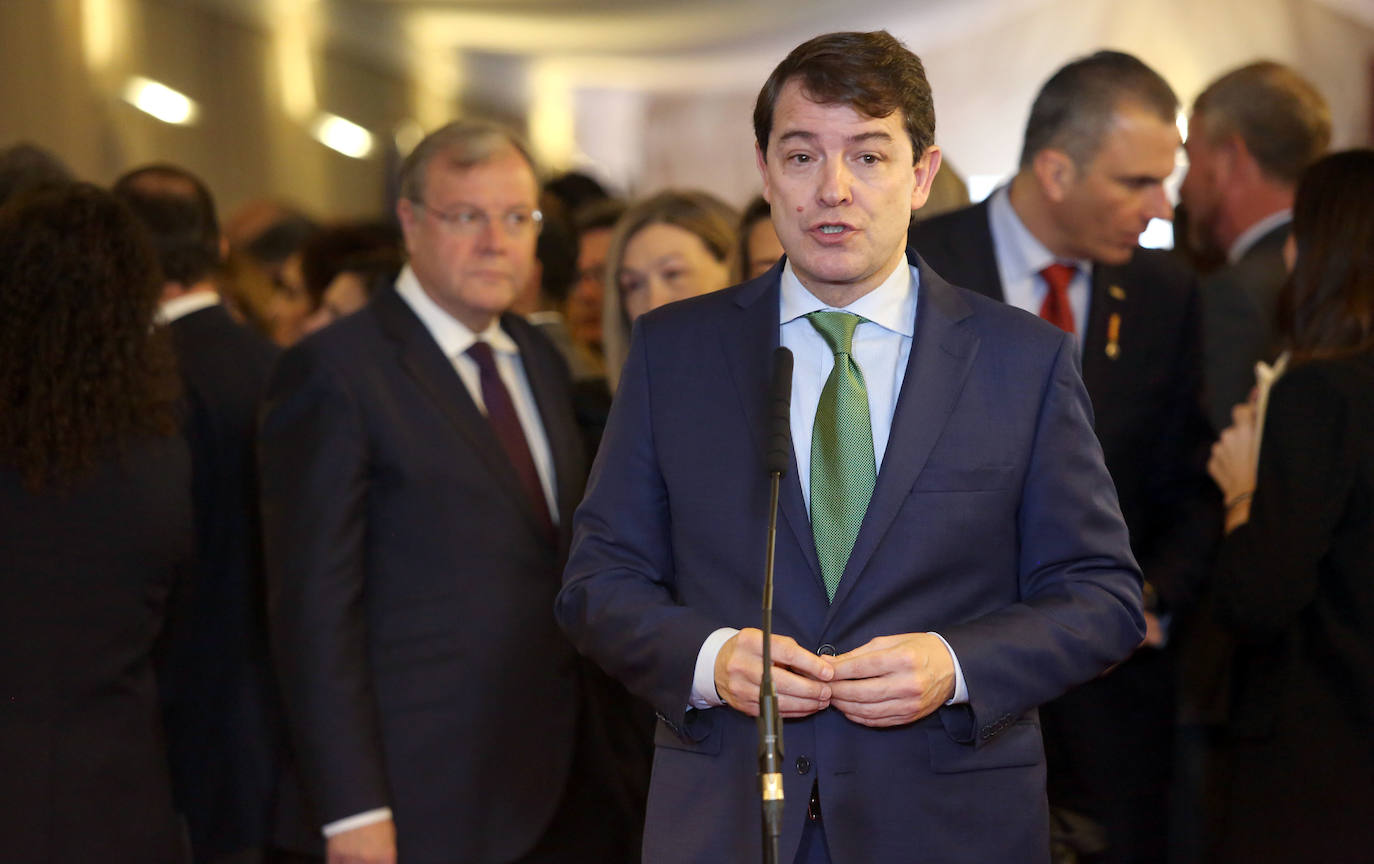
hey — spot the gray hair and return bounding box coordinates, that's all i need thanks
[397,119,538,203]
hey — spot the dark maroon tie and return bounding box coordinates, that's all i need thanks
[1038,263,1077,334]
[466,341,555,544]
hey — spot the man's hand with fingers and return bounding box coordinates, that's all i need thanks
[714,628,835,718]
[828,633,956,727]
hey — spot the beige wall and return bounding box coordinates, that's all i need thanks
[0,0,455,221]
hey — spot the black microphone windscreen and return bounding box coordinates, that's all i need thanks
[767,347,793,476]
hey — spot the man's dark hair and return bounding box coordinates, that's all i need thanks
[544,171,609,216]
[572,198,626,236]
[0,142,72,209]
[1019,51,1178,169]
[112,164,221,286]
[754,30,935,163]
[1193,61,1330,186]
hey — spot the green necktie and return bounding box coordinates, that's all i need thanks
[806,311,876,601]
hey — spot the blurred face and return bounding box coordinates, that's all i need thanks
[757,78,938,303]
[1049,105,1179,265]
[746,218,786,279]
[568,226,611,350]
[618,222,732,322]
[396,146,540,332]
[301,271,370,336]
[1179,112,1226,254]
[268,252,311,346]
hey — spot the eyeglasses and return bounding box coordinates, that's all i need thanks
[411,200,543,236]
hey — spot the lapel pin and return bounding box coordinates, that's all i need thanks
[1106,313,1121,359]
[1109,284,1126,301]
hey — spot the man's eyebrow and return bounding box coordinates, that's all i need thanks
[774,130,895,146]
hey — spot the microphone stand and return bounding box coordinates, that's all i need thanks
[759,467,785,864]
[759,346,792,864]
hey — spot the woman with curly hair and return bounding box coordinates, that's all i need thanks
[1206,149,1374,862]
[0,182,191,863]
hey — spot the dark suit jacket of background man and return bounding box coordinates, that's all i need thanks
[556,250,1145,864]
[1199,223,1289,432]
[912,200,1221,859]
[160,303,284,859]
[258,284,591,864]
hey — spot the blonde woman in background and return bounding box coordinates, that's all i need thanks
[601,190,738,389]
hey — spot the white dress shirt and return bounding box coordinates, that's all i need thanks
[321,267,560,840]
[1228,208,1291,265]
[156,289,219,325]
[689,255,968,710]
[988,185,1092,353]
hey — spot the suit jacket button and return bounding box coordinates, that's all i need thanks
[795,756,812,775]
[817,643,836,656]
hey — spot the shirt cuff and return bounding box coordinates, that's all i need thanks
[930,632,969,704]
[322,807,392,838]
[689,627,740,709]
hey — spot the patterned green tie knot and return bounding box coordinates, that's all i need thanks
[805,311,876,602]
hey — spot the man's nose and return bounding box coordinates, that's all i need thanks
[817,160,853,207]
[1145,186,1174,223]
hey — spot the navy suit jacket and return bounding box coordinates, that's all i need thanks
[259,286,587,864]
[556,251,1144,863]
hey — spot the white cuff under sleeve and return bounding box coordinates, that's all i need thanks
[322,807,392,838]
[689,627,740,709]
[930,632,969,704]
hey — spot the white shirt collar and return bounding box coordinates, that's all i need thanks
[989,184,1092,278]
[394,264,519,358]
[157,290,219,325]
[778,254,917,337]
[1228,209,1291,265]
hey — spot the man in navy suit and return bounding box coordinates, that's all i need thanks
[260,121,615,864]
[557,31,1144,864]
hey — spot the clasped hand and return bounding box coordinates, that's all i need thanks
[713,628,956,727]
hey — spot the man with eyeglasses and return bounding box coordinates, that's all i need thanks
[260,120,616,864]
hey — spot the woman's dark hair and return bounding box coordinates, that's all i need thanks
[1278,149,1374,364]
[0,182,179,489]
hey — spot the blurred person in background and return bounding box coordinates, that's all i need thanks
[0,141,71,207]
[738,194,785,280]
[1206,149,1374,864]
[1,182,190,864]
[567,198,625,376]
[296,221,403,336]
[543,170,609,217]
[601,189,738,389]
[114,163,285,864]
[224,201,319,347]
[1180,61,1331,432]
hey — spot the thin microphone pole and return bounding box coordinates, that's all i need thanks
[760,346,792,864]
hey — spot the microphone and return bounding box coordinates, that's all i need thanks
[767,347,793,478]
[759,346,792,864]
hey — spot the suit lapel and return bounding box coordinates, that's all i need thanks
[1081,263,1127,395]
[373,288,551,541]
[922,199,1006,302]
[720,264,825,591]
[826,256,980,618]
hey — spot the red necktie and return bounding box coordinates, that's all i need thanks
[1038,263,1077,334]
[466,341,555,544]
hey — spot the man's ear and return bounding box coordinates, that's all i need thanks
[755,142,772,204]
[910,145,944,212]
[396,197,418,253]
[1032,148,1078,204]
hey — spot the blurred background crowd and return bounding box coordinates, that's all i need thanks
[3,2,1373,864]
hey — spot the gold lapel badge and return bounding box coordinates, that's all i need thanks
[1108,284,1126,300]
[1106,313,1122,359]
